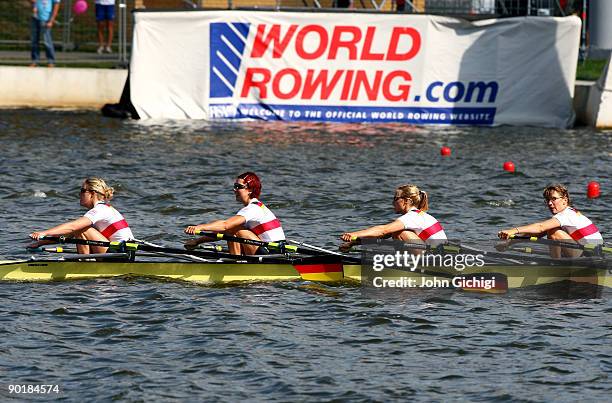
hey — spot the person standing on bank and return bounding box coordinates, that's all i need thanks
[95,0,115,54]
[30,0,61,67]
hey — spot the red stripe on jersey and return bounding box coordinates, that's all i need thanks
[570,223,599,241]
[101,219,129,239]
[251,218,281,236]
[418,222,443,241]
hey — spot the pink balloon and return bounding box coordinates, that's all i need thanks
[73,0,88,15]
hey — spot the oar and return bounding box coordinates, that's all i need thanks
[287,238,348,257]
[344,236,599,267]
[342,237,461,254]
[36,235,288,264]
[508,235,582,249]
[43,246,77,254]
[194,231,324,256]
[197,244,225,252]
[502,245,547,255]
[340,236,429,252]
[26,245,77,253]
[508,235,611,256]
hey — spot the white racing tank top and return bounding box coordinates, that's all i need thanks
[84,201,134,241]
[397,208,447,245]
[554,207,603,245]
[236,199,285,242]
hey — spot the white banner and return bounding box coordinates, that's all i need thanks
[130,11,581,128]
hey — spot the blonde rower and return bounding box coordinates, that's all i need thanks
[29,178,134,254]
[341,184,447,246]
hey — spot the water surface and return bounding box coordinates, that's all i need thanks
[0,109,610,401]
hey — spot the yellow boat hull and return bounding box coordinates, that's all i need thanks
[0,259,344,283]
[1,259,610,290]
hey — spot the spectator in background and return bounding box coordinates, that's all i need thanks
[30,0,61,67]
[96,0,115,54]
[396,0,407,12]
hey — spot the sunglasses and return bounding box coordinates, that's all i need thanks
[233,183,248,190]
[545,196,564,203]
[80,188,92,194]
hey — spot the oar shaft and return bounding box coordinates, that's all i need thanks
[40,235,112,248]
[509,235,590,251]
[193,231,363,262]
[347,237,460,253]
[38,235,278,263]
[287,238,346,257]
[194,231,304,254]
[196,231,274,247]
[510,235,575,245]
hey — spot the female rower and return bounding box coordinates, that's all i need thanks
[184,172,285,255]
[498,184,603,257]
[29,178,134,254]
[340,184,447,248]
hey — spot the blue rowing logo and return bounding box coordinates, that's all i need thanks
[209,22,250,99]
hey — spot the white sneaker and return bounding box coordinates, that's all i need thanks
[104,46,112,53]
[97,46,104,54]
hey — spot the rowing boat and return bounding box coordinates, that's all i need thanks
[1,255,610,290]
[5,235,609,291]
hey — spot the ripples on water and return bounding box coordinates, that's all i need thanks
[0,109,610,400]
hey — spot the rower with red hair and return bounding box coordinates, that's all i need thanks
[184,172,285,255]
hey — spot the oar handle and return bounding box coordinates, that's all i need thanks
[39,235,138,251]
[508,235,541,241]
[194,231,300,253]
[508,234,583,250]
[508,234,610,256]
[343,236,460,254]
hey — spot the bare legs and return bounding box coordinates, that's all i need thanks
[184,229,261,255]
[97,21,104,51]
[106,20,114,50]
[74,227,109,254]
[393,230,423,243]
[547,229,582,258]
[97,20,114,53]
[227,228,261,255]
[393,230,425,255]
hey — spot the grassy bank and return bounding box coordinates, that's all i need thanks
[576,59,607,81]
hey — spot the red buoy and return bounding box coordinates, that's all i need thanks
[503,161,515,173]
[587,181,601,199]
[440,146,451,157]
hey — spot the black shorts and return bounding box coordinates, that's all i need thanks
[255,246,270,255]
